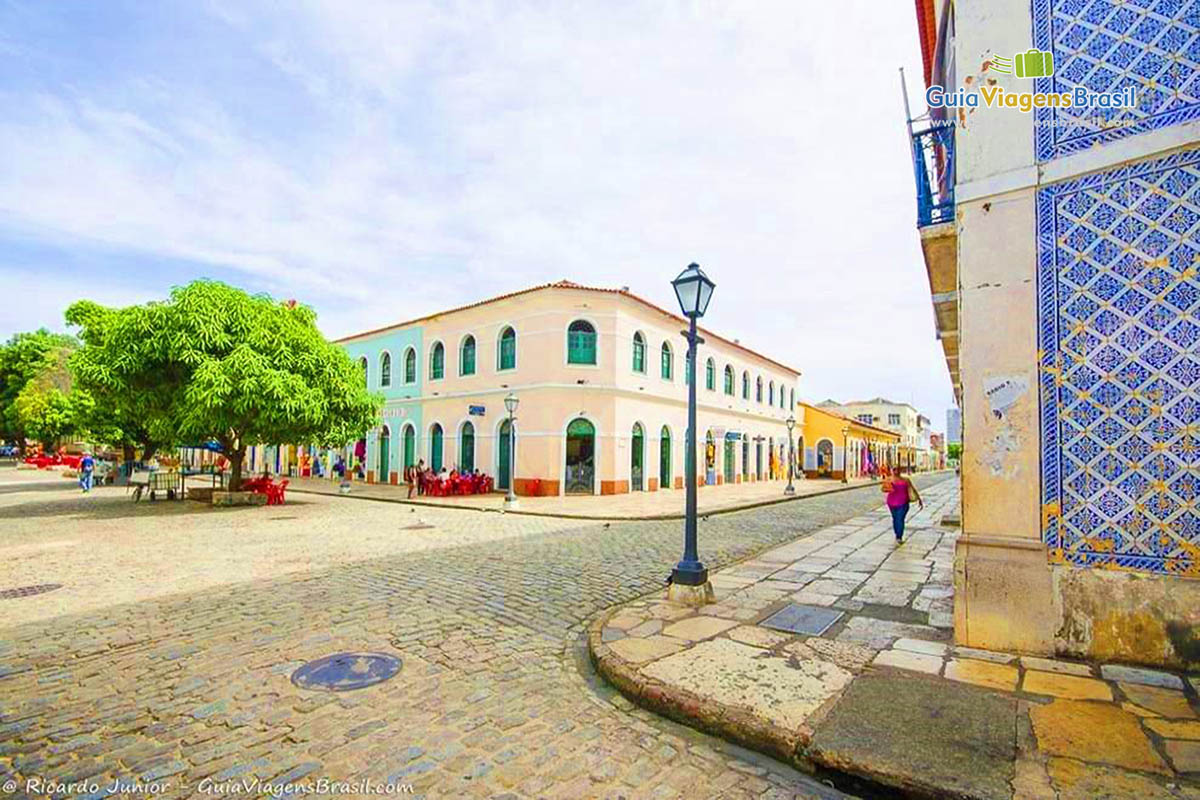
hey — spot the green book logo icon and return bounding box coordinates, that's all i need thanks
[1015,49,1054,78]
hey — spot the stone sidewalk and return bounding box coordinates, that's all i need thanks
[589,480,1200,799]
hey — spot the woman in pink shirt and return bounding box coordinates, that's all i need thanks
[885,465,924,544]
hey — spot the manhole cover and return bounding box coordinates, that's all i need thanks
[291,652,402,692]
[402,523,435,530]
[761,603,844,636]
[0,584,62,600]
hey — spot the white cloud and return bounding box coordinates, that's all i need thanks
[0,0,955,426]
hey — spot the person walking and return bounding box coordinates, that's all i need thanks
[404,461,416,499]
[884,465,923,544]
[79,451,95,493]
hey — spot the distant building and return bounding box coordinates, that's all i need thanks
[799,402,901,480]
[818,398,931,470]
[945,408,961,445]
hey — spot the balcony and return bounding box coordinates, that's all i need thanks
[907,121,960,402]
[910,123,955,227]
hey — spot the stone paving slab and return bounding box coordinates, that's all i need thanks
[587,479,1200,799]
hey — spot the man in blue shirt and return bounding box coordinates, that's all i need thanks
[80,451,95,493]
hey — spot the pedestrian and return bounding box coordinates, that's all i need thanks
[884,465,923,544]
[79,450,95,493]
[405,461,416,499]
[415,459,426,495]
[334,455,346,479]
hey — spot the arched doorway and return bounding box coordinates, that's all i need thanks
[498,419,514,491]
[660,426,672,489]
[378,426,391,481]
[817,439,834,478]
[704,430,716,485]
[403,424,416,470]
[742,438,749,480]
[631,423,645,491]
[430,424,444,472]
[565,418,595,494]
[755,439,763,480]
[460,421,475,472]
[723,436,735,484]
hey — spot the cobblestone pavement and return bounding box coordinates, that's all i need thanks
[0,474,948,799]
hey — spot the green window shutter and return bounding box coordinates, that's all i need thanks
[568,330,596,364]
[431,344,444,379]
[661,347,672,379]
[461,338,476,375]
[499,330,516,370]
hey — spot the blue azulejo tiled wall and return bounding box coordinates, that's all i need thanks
[1037,146,1200,575]
[1032,0,1200,161]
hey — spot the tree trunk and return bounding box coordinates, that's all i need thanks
[229,446,246,491]
[141,441,157,463]
[122,443,135,464]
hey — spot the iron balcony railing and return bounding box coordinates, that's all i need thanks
[910,123,955,227]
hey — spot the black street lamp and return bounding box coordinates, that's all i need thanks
[785,416,796,496]
[503,392,519,510]
[670,263,715,591]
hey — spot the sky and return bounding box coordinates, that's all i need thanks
[0,0,955,431]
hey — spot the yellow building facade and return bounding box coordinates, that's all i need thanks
[800,403,901,481]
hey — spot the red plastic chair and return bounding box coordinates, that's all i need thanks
[266,479,289,505]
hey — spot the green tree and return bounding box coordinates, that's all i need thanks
[0,329,79,453]
[947,442,962,461]
[67,280,381,489]
[65,301,167,463]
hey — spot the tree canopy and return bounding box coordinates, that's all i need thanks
[67,280,382,487]
[0,328,79,450]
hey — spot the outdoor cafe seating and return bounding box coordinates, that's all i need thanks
[421,472,493,497]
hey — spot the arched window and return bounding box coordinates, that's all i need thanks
[498,326,516,371]
[789,388,795,410]
[359,356,368,386]
[661,342,673,380]
[659,425,672,488]
[632,332,646,373]
[429,423,444,472]
[380,352,391,387]
[567,320,597,365]
[404,347,416,383]
[723,365,734,395]
[769,381,775,406]
[430,342,445,380]
[460,335,476,376]
[705,358,716,391]
[756,376,763,403]
[742,371,750,400]
[459,421,475,472]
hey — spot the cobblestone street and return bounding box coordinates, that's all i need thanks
[0,471,949,799]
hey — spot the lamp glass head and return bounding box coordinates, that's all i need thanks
[671,263,715,319]
[504,393,519,414]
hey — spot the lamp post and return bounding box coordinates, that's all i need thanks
[841,426,850,484]
[669,263,715,603]
[785,416,796,496]
[503,392,519,510]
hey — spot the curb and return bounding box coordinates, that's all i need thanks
[288,471,953,521]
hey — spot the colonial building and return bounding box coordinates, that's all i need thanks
[800,402,902,481]
[817,398,933,469]
[324,281,801,496]
[910,0,1200,667]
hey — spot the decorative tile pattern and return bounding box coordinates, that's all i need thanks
[1038,147,1200,575]
[1032,0,1200,161]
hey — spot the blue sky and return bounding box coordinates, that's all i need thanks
[0,0,954,429]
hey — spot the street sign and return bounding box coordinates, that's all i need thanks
[469,405,485,416]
